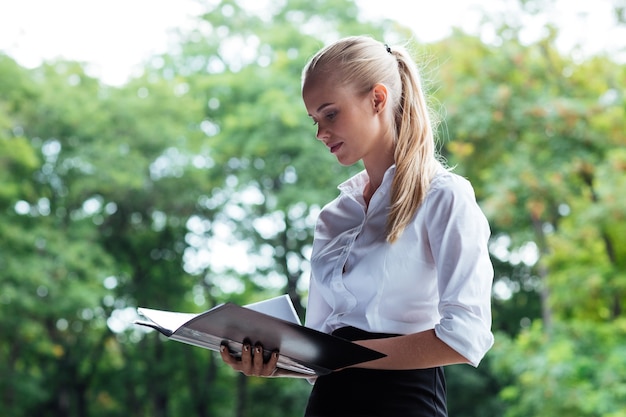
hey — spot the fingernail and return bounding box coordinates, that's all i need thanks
[220,345,225,352]
[243,345,249,352]
[255,346,261,354]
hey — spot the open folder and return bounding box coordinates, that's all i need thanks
[135,295,386,376]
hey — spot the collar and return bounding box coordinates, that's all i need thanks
[337,165,397,197]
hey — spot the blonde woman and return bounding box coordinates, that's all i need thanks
[221,35,494,417]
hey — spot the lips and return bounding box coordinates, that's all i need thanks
[329,142,343,153]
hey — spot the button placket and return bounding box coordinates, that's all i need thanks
[330,218,363,317]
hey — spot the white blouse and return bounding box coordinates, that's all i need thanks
[305,165,494,367]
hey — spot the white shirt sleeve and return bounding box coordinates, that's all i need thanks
[426,175,495,367]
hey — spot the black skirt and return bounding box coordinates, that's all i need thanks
[304,327,447,417]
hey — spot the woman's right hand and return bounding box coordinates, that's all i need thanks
[220,341,280,377]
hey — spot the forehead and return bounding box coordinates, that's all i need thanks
[302,79,354,113]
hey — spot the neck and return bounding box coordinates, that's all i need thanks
[364,151,394,187]
[363,160,393,206]
[362,128,396,204]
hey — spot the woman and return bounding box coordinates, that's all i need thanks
[220,35,494,417]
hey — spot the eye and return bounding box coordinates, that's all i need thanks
[309,110,336,127]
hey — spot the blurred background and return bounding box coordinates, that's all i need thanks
[0,0,624,416]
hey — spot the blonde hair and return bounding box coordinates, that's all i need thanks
[303,35,441,243]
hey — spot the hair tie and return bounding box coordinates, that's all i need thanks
[384,43,392,54]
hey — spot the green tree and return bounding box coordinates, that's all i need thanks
[1,1,412,416]
[427,7,626,415]
[0,55,120,416]
[4,0,624,416]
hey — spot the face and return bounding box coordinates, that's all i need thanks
[302,78,394,169]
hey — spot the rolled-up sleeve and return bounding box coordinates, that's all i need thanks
[427,176,494,367]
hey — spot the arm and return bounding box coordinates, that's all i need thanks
[427,177,495,367]
[353,176,493,371]
[353,329,470,370]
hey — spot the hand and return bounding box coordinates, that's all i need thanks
[220,341,280,377]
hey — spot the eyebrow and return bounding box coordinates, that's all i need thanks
[308,102,334,117]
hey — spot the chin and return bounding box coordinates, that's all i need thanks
[335,154,360,167]
[337,159,358,167]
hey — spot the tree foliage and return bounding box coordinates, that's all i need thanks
[1,0,625,416]
[425,7,626,416]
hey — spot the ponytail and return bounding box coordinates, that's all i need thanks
[386,48,441,243]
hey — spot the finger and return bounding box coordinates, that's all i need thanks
[253,344,264,375]
[240,342,253,373]
[267,350,279,371]
[220,344,240,368]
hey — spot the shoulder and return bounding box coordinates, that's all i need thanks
[419,171,491,253]
[419,170,488,230]
[426,170,478,205]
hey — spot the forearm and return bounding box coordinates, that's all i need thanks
[354,329,470,370]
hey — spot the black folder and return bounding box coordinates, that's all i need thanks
[135,295,386,376]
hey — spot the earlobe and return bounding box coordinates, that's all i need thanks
[372,83,388,113]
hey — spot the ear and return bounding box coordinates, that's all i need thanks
[372,83,388,113]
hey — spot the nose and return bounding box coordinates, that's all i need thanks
[316,124,329,141]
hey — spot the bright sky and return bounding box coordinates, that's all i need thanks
[0,0,622,85]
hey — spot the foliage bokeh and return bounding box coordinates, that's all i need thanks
[1,0,624,416]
